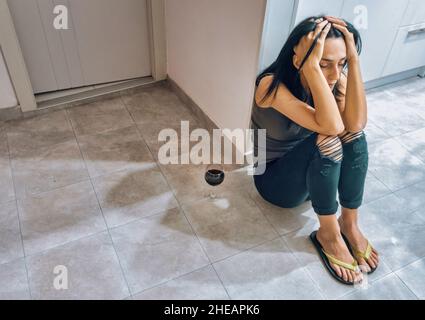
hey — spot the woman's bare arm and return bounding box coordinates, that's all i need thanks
[303,61,345,134]
[341,58,367,131]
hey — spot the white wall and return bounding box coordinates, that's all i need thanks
[0,47,17,109]
[165,0,267,147]
[258,0,296,72]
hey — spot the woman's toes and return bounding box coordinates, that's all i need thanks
[342,269,349,282]
[348,271,354,283]
[355,272,364,283]
[346,270,352,283]
[338,267,345,281]
[373,252,380,262]
[334,265,343,278]
[360,264,371,273]
[357,258,371,272]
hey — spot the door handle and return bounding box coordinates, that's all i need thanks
[408,27,425,36]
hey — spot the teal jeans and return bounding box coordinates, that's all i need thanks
[253,131,369,215]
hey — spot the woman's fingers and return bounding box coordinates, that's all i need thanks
[325,15,347,26]
[312,20,329,38]
[319,22,332,40]
[332,23,350,36]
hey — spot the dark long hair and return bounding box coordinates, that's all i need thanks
[256,15,362,106]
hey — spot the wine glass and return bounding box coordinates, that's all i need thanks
[204,163,225,199]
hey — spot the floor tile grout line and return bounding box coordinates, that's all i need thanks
[4,109,92,201]
[65,97,137,139]
[64,108,133,299]
[13,191,421,295]
[129,104,288,301]
[4,128,33,299]
[180,200,292,300]
[394,272,421,300]
[246,187,315,238]
[129,264,218,299]
[71,122,157,178]
[368,140,425,193]
[279,235,337,300]
[177,202,232,300]
[393,269,422,300]
[3,229,108,264]
[281,236,329,300]
[119,88,225,301]
[388,252,425,274]
[391,256,425,274]
[2,79,425,299]
[125,83,375,300]
[11,201,32,300]
[121,92,226,298]
[366,169,394,194]
[369,121,425,142]
[334,271,411,300]
[119,93,161,167]
[388,176,425,194]
[0,256,30,269]
[119,87,210,168]
[12,176,92,202]
[10,196,210,264]
[245,186,288,239]
[392,134,425,166]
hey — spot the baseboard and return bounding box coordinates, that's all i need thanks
[0,77,165,122]
[165,77,219,133]
[365,67,425,91]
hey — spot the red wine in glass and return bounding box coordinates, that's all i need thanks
[205,169,225,186]
[205,164,225,198]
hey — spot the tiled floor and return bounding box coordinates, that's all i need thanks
[1,77,425,300]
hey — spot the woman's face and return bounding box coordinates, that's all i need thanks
[298,37,347,92]
[318,37,347,90]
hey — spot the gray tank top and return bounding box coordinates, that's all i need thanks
[251,73,315,164]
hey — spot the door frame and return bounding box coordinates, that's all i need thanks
[0,0,36,112]
[0,0,167,112]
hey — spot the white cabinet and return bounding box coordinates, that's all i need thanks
[258,0,343,72]
[383,22,425,76]
[258,0,295,72]
[7,0,151,94]
[292,0,344,25]
[401,0,425,26]
[340,0,409,82]
[0,49,18,109]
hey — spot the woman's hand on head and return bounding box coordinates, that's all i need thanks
[327,17,359,62]
[293,19,332,73]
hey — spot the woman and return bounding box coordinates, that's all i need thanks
[251,15,379,285]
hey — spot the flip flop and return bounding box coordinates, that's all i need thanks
[341,233,377,274]
[310,231,360,285]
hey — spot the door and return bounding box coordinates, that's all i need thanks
[7,0,152,94]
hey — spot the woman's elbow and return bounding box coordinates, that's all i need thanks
[327,123,346,136]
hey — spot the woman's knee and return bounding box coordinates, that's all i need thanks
[316,134,343,162]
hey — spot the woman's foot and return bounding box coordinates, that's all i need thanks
[338,215,380,272]
[316,228,363,283]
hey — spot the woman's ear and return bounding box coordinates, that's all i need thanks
[293,54,300,70]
